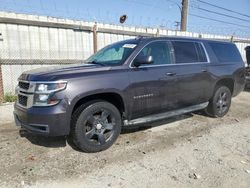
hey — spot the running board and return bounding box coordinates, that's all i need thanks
[123,102,208,126]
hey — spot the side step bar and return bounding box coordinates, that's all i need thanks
[123,102,208,126]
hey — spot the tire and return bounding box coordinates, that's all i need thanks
[205,86,232,117]
[70,100,122,153]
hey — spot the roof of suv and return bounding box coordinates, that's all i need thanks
[135,36,233,44]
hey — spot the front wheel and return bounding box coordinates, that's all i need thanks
[71,101,122,152]
[205,86,232,117]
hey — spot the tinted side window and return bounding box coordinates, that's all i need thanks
[136,41,171,65]
[172,41,199,63]
[209,42,242,62]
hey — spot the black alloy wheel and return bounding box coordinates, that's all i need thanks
[215,91,230,116]
[84,108,116,145]
[71,101,121,152]
[205,86,232,117]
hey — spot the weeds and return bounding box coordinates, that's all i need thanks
[3,92,17,103]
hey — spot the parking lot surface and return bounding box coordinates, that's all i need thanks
[0,92,250,188]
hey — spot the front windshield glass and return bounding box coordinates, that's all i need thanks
[86,41,138,66]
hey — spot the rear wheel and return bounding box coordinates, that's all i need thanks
[71,101,122,152]
[205,86,232,117]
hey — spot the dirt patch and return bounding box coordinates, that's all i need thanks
[0,92,250,188]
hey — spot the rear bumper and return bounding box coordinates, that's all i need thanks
[232,67,246,97]
[13,102,70,136]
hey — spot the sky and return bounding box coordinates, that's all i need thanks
[0,0,249,38]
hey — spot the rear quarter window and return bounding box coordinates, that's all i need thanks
[209,42,242,62]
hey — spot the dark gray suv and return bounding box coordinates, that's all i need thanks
[14,37,246,152]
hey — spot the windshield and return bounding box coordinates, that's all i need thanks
[86,40,138,66]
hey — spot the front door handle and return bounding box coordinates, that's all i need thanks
[166,72,176,76]
[201,69,207,73]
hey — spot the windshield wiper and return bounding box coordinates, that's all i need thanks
[86,61,105,66]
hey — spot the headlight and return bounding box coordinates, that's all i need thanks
[35,82,67,93]
[33,81,67,106]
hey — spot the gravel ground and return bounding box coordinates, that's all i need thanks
[0,102,14,124]
[0,92,250,188]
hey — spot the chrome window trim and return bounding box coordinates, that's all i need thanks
[138,61,210,68]
[200,42,210,63]
[129,39,211,69]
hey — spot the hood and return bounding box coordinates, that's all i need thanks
[19,63,112,81]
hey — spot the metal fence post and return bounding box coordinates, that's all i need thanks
[93,23,98,53]
[156,28,160,37]
[0,33,4,102]
[0,65,4,102]
[230,35,234,42]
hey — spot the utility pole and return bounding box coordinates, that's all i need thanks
[181,0,188,31]
[93,23,98,53]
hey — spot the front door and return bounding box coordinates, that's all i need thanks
[127,40,176,119]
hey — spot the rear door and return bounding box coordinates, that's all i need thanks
[169,40,211,108]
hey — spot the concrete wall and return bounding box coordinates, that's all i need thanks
[0,11,250,95]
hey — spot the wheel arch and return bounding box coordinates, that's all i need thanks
[70,92,127,119]
[214,77,235,95]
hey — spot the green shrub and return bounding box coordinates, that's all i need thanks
[4,92,17,103]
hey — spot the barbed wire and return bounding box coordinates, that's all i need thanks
[194,0,250,18]
[0,0,249,38]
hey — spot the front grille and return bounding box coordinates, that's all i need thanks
[18,94,28,107]
[18,81,30,90]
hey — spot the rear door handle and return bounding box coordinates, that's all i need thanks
[201,69,207,73]
[166,72,176,76]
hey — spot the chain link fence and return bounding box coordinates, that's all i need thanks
[0,11,250,102]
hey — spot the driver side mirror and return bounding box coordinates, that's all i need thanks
[133,55,154,67]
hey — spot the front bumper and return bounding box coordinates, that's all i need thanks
[246,76,250,84]
[13,102,70,136]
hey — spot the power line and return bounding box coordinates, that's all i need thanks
[192,6,250,23]
[124,0,153,7]
[196,0,250,18]
[189,13,250,29]
[170,0,250,27]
